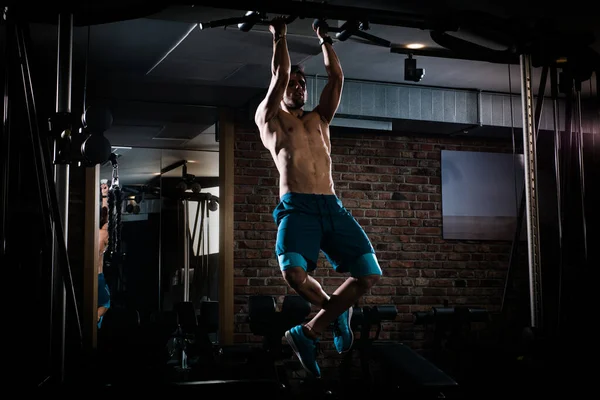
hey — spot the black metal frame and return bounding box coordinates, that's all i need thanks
[500,56,596,335]
[1,9,82,387]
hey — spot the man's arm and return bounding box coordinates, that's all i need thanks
[98,224,109,258]
[255,17,290,128]
[98,306,109,321]
[314,26,344,124]
[101,181,108,208]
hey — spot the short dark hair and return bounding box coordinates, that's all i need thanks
[291,64,305,80]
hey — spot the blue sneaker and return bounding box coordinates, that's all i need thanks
[333,308,354,354]
[285,325,321,378]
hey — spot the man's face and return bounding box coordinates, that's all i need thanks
[283,72,307,110]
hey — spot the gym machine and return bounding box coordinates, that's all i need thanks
[160,160,220,306]
[154,161,223,377]
[1,7,113,387]
[489,53,599,388]
[1,3,164,387]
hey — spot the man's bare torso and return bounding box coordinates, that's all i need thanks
[261,109,334,197]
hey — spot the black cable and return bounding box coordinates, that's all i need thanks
[114,186,122,254]
[1,12,11,260]
[107,188,115,255]
[574,80,587,264]
[550,66,564,336]
[18,21,82,345]
[592,75,597,164]
[82,25,90,113]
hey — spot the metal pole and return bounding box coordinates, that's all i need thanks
[206,203,211,299]
[519,53,543,329]
[158,188,163,311]
[50,12,72,385]
[183,199,190,302]
[501,65,546,315]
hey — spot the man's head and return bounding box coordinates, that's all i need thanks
[282,65,307,110]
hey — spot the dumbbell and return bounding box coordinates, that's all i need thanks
[80,105,112,165]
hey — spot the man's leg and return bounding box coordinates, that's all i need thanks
[274,193,323,305]
[283,267,329,307]
[318,195,383,352]
[283,266,380,337]
[281,266,327,378]
[274,194,326,377]
[305,274,380,336]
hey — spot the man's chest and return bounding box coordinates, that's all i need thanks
[278,112,326,142]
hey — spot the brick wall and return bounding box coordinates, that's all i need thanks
[232,119,530,364]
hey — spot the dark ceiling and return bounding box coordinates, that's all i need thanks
[4,1,598,183]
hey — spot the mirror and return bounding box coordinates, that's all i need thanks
[96,104,220,331]
[61,15,224,379]
[99,147,163,321]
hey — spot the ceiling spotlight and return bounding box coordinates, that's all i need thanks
[404,54,425,83]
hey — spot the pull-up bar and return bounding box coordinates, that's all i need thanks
[191,1,432,30]
[191,1,598,69]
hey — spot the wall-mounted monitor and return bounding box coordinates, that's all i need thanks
[441,150,525,241]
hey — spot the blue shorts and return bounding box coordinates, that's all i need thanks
[273,192,382,277]
[98,272,111,328]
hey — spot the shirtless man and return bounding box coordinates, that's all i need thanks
[254,17,382,378]
[98,181,111,328]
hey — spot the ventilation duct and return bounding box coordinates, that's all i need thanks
[304,76,598,137]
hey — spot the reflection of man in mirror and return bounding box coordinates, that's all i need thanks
[98,180,111,328]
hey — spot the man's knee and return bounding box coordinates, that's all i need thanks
[356,274,380,291]
[282,266,308,289]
